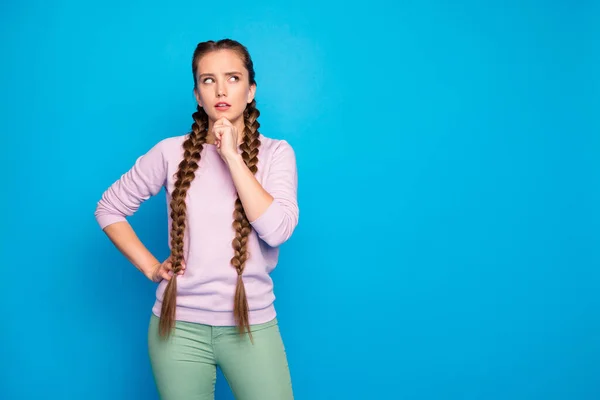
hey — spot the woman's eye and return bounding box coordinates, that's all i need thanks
[202,76,238,84]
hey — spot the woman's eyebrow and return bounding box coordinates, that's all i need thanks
[198,71,242,78]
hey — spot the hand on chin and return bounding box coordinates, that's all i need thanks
[212,117,239,162]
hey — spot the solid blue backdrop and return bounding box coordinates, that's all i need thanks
[1,0,598,399]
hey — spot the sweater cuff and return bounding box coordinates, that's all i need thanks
[95,214,127,230]
[249,200,284,238]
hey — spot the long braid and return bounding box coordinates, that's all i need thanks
[159,105,208,338]
[231,99,261,341]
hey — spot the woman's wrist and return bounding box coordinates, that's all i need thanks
[140,260,161,280]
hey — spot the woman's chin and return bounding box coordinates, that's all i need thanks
[211,111,242,123]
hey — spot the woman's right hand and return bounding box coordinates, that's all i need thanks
[147,256,186,282]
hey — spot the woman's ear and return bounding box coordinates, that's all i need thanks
[247,83,256,104]
[194,88,203,107]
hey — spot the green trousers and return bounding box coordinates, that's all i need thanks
[147,314,294,400]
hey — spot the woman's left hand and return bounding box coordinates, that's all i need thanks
[213,117,239,162]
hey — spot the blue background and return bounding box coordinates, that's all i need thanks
[1,0,598,399]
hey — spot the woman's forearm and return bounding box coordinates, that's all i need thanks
[225,154,274,222]
[103,221,160,278]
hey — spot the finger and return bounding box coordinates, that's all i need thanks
[220,118,233,126]
[161,270,171,281]
[164,260,172,271]
[169,260,185,271]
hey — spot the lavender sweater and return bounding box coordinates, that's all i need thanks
[95,133,299,326]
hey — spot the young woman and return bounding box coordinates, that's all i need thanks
[95,39,298,400]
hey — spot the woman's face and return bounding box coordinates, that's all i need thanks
[194,49,256,125]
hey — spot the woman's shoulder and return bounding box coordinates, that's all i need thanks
[153,134,188,153]
[139,134,188,164]
[258,133,296,157]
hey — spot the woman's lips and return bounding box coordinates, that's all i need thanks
[215,102,231,111]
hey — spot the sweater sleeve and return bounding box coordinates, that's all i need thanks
[249,140,299,247]
[94,140,167,229]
